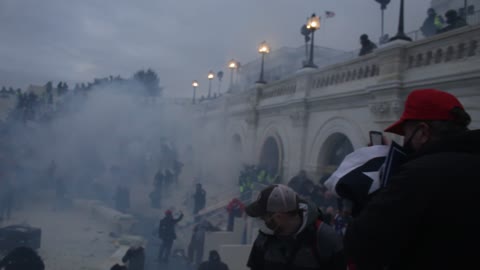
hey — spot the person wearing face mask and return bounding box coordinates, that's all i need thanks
[245,184,345,270]
[344,89,480,270]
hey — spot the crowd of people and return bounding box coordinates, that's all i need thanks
[244,88,479,270]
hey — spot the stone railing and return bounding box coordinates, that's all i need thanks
[196,24,480,117]
[258,79,297,101]
[310,54,380,90]
[405,25,480,70]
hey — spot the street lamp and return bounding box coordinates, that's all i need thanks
[256,41,270,84]
[304,13,320,68]
[389,0,412,42]
[192,80,199,104]
[375,0,391,39]
[207,71,215,98]
[228,59,237,91]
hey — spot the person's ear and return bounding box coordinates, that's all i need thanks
[418,122,431,144]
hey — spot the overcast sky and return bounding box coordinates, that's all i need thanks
[0,0,432,97]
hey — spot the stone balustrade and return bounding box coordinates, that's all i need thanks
[199,24,480,112]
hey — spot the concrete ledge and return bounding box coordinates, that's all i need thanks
[73,199,137,235]
[218,244,252,270]
[204,231,241,261]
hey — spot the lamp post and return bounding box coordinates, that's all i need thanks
[192,80,199,104]
[375,0,391,38]
[303,13,320,68]
[389,0,412,42]
[207,71,215,98]
[256,41,270,84]
[464,0,469,20]
[228,60,237,91]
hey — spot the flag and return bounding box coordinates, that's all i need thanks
[380,141,407,188]
[324,145,389,206]
[325,11,336,18]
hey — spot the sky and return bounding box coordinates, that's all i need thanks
[0,0,432,97]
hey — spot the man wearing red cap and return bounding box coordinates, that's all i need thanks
[345,89,480,270]
[158,210,184,263]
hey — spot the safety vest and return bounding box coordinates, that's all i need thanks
[434,16,444,29]
[257,170,266,183]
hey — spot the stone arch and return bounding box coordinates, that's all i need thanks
[317,133,354,181]
[306,117,366,179]
[256,123,289,178]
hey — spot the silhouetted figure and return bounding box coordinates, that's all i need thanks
[164,169,174,192]
[438,10,467,34]
[198,250,229,270]
[150,169,164,208]
[359,34,377,56]
[188,219,220,265]
[193,183,206,215]
[0,247,45,270]
[226,198,245,232]
[122,246,145,270]
[110,264,127,270]
[421,8,445,37]
[158,210,184,263]
[0,178,14,221]
[173,160,184,185]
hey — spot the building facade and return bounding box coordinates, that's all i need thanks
[192,24,480,184]
[236,45,353,91]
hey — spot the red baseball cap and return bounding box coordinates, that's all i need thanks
[385,89,464,136]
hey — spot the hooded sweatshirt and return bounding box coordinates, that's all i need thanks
[247,201,345,270]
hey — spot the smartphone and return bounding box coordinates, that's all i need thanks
[369,131,383,145]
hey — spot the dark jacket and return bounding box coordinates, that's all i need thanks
[345,130,480,270]
[122,247,145,270]
[198,251,229,270]
[159,213,184,241]
[247,201,345,270]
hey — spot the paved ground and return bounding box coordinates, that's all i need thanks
[1,194,117,270]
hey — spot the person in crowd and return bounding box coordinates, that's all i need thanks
[193,183,206,215]
[0,176,14,221]
[358,34,377,56]
[438,9,467,33]
[0,247,45,270]
[287,170,309,194]
[188,218,221,266]
[345,89,480,270]
[158,210,184,263]
[421,8,445,37]
[122,243,145,270]
[164,168,174,192]
[110,264,127,270]
[150,169,164,208]
[198,250,229,270]
[173,160,184,185]
[246,184,345,270]
[226,198,245,231]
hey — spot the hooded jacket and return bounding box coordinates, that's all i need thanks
[198,251,229,270]
[345,130,480,270]
[247,201,345,270]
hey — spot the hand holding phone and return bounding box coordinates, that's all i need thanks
[369,131,383,146]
